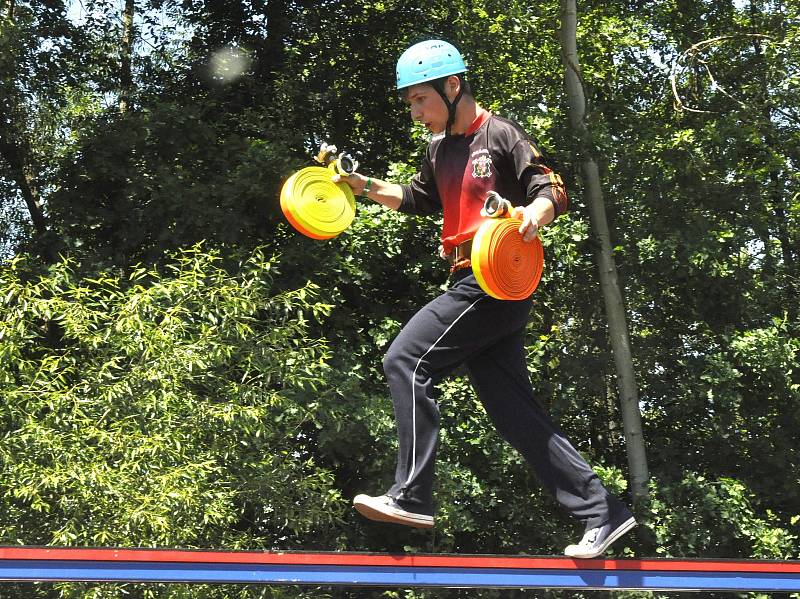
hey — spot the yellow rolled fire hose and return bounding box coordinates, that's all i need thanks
[471,192,544,300]
[280,144,358,239]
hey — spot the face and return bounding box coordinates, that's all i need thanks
[404,82,451,134]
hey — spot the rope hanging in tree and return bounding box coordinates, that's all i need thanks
[471,192,544,301]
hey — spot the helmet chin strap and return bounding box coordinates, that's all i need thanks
[432,77,464,137]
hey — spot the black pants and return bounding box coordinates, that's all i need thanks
[383,270,626,529]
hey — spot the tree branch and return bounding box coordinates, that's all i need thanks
[670,34,773,114]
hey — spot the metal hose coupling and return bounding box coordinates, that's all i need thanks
[483,191,513,218]
[314,142,359,177]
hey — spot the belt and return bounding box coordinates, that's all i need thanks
[445,239,473,272]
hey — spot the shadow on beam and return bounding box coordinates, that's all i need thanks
[1,547,799,592]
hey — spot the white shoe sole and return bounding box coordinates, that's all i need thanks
[565,516,637,559]
[353,494,434,529]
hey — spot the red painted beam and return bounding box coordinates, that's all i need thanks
[0,547,798,574]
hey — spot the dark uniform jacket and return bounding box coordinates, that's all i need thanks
[399,110,568,255]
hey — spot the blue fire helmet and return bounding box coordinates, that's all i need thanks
[396,40,467,90]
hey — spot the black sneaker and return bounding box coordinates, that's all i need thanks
[353,494,434,528]
[564,512,637,559]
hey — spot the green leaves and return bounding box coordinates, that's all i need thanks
[649,474,797,559]
[0,246,343,556]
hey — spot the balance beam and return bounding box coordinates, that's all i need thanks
[1,547,799,592]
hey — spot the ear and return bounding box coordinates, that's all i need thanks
[446,75,461,96]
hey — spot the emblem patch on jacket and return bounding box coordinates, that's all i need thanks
[472,154,493,178]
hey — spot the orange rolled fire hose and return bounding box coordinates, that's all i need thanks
[470,192,544,300]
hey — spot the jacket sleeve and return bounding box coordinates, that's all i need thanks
[511,138,568,217]
[398,147,442,216]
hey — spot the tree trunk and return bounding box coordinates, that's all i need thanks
[559,0,650,507]
[119,0,135,112]
[0,141,46,236]
[749,2,796,294]
[259,0,288,100]
[0,3,50,257]
[0,104,47,237]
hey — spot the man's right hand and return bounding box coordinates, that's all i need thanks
[331,172,368,196]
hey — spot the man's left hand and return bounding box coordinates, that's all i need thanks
[512,205,540,242]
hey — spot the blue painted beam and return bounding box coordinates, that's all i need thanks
[1,548,800,592]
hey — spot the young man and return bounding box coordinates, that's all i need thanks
[333,39,636,559]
